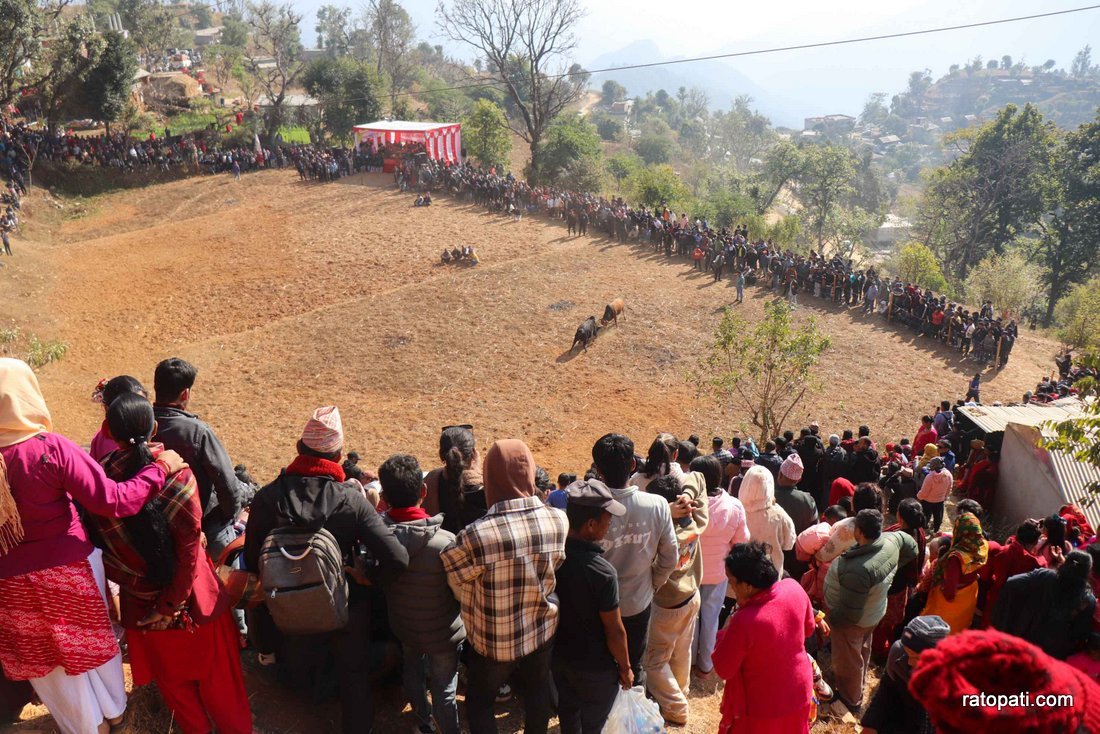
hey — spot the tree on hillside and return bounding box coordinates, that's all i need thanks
[893,242,949,292]
[206,43,243,91]
[0,0,72,107]
[601,79,626,106]
[244,1,305,140]
[860,92,889,126]
[301,56,382,144]
[366,0,416,113]
[315,4,353,57]
[539,115,601,182]
[437,0,587,184]
[32,16,106,134]
[463,99,511,169]
[691,300,831,445]
[559,155,604,193]
[626,164,687,207]
[751,140,805,214]
[1032,111,1100,324]
[221,14,251,48]
[1055,278,1100,353]
[965,251,1045,320]
[118,0,185,59]
[917,104,1058,278]
[605,150,641,192]
[84,31,138,136]
[714,95,773,171]
[637,132,675,165]
[1071,45,1096,79]
[796,144,857,252]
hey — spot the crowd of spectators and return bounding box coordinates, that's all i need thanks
[2,354,1099,734]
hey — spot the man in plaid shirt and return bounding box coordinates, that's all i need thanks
[442,439,567,734]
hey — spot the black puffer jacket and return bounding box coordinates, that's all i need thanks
[383,513,466,654]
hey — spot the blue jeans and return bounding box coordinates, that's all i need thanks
[403,648,460,734]
[692,581,728,673]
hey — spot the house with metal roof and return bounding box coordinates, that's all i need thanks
[957,399,1099,531]
[998,420,1100,535]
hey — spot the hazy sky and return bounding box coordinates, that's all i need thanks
[294,0,1100,119]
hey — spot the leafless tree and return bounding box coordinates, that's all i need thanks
[244,0,305,139]
[437,0,586,183]
[365,0,416,114]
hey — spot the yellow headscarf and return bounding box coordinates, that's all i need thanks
[0,358,53,555]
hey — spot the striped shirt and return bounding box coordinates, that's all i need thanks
[441,496,567,661]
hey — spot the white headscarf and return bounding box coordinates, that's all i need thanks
[738,466,776,512]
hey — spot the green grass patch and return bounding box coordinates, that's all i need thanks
[277,126,312,144]
[135,110,220,140]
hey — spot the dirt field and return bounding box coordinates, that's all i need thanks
[0,167,1059,733]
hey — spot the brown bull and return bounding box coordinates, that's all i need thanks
[600,298,625,327]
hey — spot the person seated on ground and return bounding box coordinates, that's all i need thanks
[423,191,432,206]
[441,249,452,265]
[414,194,426,207]
[466,247,480,266]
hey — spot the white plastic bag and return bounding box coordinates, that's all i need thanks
[602,686,666,733]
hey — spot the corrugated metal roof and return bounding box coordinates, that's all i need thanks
[959,399,1086,433]
[1051,448,1100,530]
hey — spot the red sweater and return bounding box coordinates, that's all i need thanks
[713,578,814,731]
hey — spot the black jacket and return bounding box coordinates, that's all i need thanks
[992,568,1096,660]
[848,448,882,485]
[153,404,244,530]
[244,471,409,595]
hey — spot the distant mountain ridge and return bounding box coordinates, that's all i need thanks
[586,40,804,126]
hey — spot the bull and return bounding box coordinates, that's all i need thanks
[601,298,625,327]
[571,316,599,352]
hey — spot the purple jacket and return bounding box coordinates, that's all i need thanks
[0,433,165,579]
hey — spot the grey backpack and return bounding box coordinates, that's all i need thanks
[259,524,349,635]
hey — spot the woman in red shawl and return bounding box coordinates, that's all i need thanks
[86,394,251,734]
[1060,504,1095,547]
[961,450,999,508]
[978,520,1041,628]
[828,477,855,508]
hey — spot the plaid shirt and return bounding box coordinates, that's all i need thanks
[90,444,206,627]
[441,496,567,661]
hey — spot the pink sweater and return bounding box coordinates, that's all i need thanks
[700,491,750,585]
[0,433,165,579]
[713,578,814,730]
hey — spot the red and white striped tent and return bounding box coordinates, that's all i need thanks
[352,120,462,163]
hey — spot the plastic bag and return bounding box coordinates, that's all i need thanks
[602,686,666,733]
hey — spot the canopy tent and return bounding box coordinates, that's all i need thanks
[352,120,462,163]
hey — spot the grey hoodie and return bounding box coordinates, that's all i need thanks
[599,485,678,617]
[384,513,466,653]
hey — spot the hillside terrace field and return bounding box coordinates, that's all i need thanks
[0,167,1061,733]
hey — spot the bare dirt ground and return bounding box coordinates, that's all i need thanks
[0,168,1058,733]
